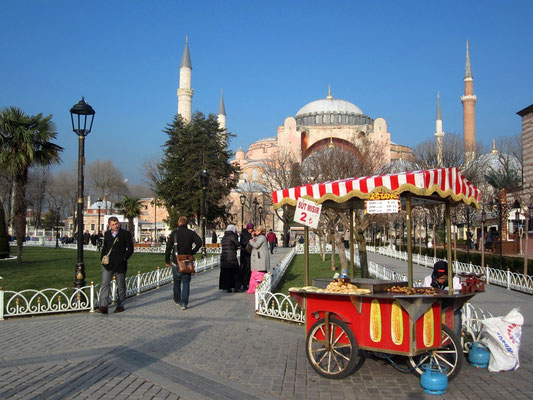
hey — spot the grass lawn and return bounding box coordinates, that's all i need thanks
[275,254,362,294]
[0,247,172,292]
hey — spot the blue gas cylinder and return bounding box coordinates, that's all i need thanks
[420,363,448,395]
[468,342,490,368]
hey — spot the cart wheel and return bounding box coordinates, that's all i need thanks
[306,317,358,379]
[407,325,464,381]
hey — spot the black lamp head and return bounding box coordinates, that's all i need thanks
[70,97,95,136]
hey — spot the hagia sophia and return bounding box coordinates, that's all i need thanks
[175,38,480,228]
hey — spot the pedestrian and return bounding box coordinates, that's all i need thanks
[266,229,277,254]
[219,224,240,293]
[247,225,270,293]
[211,229,218,244]
[98,217,134,314]
[239,222,254,290]
[165,216,202,310]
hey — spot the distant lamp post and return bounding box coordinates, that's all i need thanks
[97,199,102,250]
[525,206,533,276]
[481,207,486,272]
[70,97,95,289]
[252,197,259,226]
[200,169,210,258]
[515,210,523,255]
[55,207,60,249]
[258,205,264,226]
[466,207,471,263]
[239,194,246,229]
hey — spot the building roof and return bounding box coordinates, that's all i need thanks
[180,37,192,69]
[218,90,226,116]
[296,96,364,117]
[517,104,533,117]
[464,40,473,79]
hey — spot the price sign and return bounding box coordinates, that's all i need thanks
[365,194,401,214]
[294,198,322,229]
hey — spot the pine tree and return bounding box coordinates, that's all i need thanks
[157,112,239,228]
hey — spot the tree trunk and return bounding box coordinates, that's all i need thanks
[14,171,28,264]
[355,230,369,278]
[0,198,9,258]
[330,232,336,270]
[129,217,135,242]
[318,234,326,261]
[334,232,348,272]
[282,218,290,247]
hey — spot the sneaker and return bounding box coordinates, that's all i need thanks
[181,305,187,310]
[114,307,125,313]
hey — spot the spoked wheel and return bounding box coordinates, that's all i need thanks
[306,316,359,379]
[407,325,464,381]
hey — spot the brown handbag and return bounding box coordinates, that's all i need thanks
[173,232,196,274]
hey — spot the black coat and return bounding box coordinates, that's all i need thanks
[220,231,239,268]
[239,229,252,260]
[100,228,134,273]
[165,226,202,265]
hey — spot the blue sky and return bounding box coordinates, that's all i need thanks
[1,1,531,184]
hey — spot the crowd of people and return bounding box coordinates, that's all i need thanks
[96,217,278,314]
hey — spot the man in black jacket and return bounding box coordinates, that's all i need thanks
[239,222,254,290]
[165,216,202,310]
[99,217,134,314]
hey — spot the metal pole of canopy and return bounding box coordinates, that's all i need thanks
[304,225,310,286]
[445,202,454,295]
[406,195,413,289]
[349,208,354,278]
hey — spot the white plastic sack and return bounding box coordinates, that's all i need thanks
[480,308,523,372]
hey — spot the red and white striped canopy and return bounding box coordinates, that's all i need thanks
[272,167,481,209]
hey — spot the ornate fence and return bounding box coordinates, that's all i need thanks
[15,240,223,254]
[0,255,220,320]
[368,246,533,294]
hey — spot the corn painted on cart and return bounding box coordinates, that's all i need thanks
[290,280,481,379]
[272,168,484,380]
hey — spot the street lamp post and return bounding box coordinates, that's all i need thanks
[55,207,60,249]
[200,169,210,259]
[70,98,95,289]
[258,205,264,226]
[515,210,522,255]
[466,207,471,263]
[525,206,532,276]
[481,208,486,272]
[497,200,503,269]
[97,199,102,250]
[239,194,246,229]
[252,197,259,226]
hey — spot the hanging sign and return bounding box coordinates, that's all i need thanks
[365,193,401,214]
[294,198,322,229]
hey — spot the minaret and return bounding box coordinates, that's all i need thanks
[434,92,445,166]
[217,90,226,130]
[177,36,193,123]
[461,41,477,162]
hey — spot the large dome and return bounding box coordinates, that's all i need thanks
[294,90,372,127]
[296,97,364,116]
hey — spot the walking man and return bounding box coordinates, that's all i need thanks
[266,229,277,254]
[98,217,134,314]
[165,216,202,310]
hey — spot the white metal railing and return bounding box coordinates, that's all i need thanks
[0,255,220,320]
[255,249,305,322]
[13,240,223,254]
[369,246,533,294]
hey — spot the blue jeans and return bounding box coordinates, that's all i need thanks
[171,264,191,307]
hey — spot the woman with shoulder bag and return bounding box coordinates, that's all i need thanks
[247,225,270,293]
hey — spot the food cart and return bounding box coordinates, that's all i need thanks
[272,167,483,380]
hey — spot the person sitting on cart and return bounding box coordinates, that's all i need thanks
[423,260,462,337]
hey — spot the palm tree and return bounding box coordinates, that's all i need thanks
[0,107,63,262]
[115,196,142,241]
[0,199,9,258]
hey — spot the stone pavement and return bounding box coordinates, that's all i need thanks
[0,248,531,399]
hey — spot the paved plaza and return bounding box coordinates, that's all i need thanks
[0,248,531,399]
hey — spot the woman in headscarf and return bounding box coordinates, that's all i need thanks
[246,225,271,293]
[219,224,241,293]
